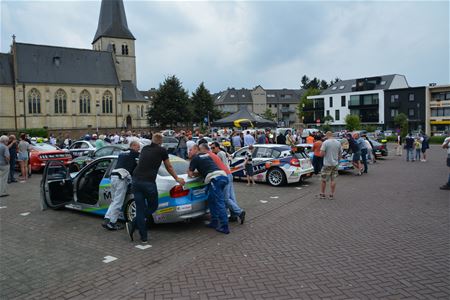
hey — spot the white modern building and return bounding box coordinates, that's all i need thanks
[306,75,409,129]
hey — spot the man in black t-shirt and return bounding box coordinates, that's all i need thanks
[188,144,230,234]
[126,133,185,243]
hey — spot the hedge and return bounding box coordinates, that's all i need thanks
[17,128,49,138]
[429,136,446,144]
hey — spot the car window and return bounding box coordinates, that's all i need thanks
[254,147,271,158]
[94,147,113,157]
[80,142,90,149]
[163,137,178,143]
[31,143,58,151]
[71,142,82,149]
[270,149,281,158]
[158,159,189,176]
[234,148,248,157]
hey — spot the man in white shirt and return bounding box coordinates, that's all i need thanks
[186,135,196,154]
[243,131,255,146]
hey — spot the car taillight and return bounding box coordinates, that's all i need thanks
[380,145,385,149]
[170,185,190,198]
[290,158,300,167]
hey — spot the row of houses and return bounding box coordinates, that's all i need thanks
[212,75,450,136]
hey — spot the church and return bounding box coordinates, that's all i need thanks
[0,0,150,132]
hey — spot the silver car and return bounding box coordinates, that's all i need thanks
[40,155,209,223]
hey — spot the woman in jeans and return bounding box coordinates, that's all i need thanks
[17,134,31,181]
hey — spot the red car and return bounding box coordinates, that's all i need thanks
[28,142,72,172]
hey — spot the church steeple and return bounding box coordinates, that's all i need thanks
[92,0,135,44]
[92,0,137,85]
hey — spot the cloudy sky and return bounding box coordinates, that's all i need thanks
[1,0,448,93]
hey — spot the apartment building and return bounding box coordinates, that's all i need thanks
[426,84,450,135]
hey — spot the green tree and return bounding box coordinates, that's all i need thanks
[190,82,221,124]
[147,75,191,127]
[321,115,334,132]
[345,114,361,131]
[394,113,409,138]
[262,108,277,121]
[297,87,320,123]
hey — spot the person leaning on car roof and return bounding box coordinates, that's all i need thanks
[127,133,185,243]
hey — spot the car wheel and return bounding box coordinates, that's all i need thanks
[68,163,79,173]
[266,167,287,187]
[124,199,136,222]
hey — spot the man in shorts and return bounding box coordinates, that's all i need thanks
[319,131,342,200]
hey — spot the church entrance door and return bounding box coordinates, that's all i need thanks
[126,115,132,129]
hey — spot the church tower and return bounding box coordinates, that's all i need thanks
[92,0,137,85]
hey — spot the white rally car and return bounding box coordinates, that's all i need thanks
[229,144,313,187]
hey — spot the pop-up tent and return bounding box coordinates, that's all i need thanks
[211,107,277,128]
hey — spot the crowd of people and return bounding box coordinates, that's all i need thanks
[0,127,448,237]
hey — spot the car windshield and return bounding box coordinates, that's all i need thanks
[158,156,188,176]
[370,139,381,146]
[31,143,58,151]
[163,137,178,144]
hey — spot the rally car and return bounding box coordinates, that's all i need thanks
[229,144,313,187]
[40,155,209,224]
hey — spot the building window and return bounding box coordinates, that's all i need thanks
[390,109,399,117]
[28,88,41,114]
[391,94,399,103]
[409,93,415,101]
[269,104,272,108]
[408,108,415,117]
[79,90,91,114]
[329,97,333,107]
[335,110,340,121]
[112,44,116,54]
[267,94,275,98]
[326,110,330,116]
[102,91,113,114]
[127,105,130,112]
[230,94,235,98]
[341,95,346,107]
[54,89,67,114]
[141,105,144,118]
[349,95,359,106]
[121,44,129,55]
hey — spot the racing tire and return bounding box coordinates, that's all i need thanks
[123,199,154,226]
[266,167,287,187]
[68,163,80,173]
[124,199,136,222]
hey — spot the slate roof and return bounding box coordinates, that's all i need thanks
[93,0,135,43]
[265,89,304,104]
[214,87,304,105]
[319,74,397,95]
[214,88,252,105]
[15,43,120,86]
[122,81,146,102]
[0,53,13,85]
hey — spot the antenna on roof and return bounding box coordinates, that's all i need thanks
[12,34,16,43]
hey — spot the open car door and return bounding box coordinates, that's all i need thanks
[40,160,74,210]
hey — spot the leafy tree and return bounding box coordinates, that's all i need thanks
[320,80,329,90]
[321,115,334,132]
[300,75,310,89]
[190,82,221,124]
[345,114,361,131]
[394,113,409,138]
[297,87,320,123]
[262,108,277,121]
[147,75,191,127]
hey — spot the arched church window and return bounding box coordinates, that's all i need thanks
[54,89,67,114]
[79,90,91,114]
[141,105,144,117]
[121,44,129,55]
[112,44,116,54]
[125,45,129,55]
[102,91,113,114]
[137,105,140,117]
[28,88,41,114]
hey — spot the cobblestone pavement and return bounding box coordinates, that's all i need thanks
[1,144,449,299]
